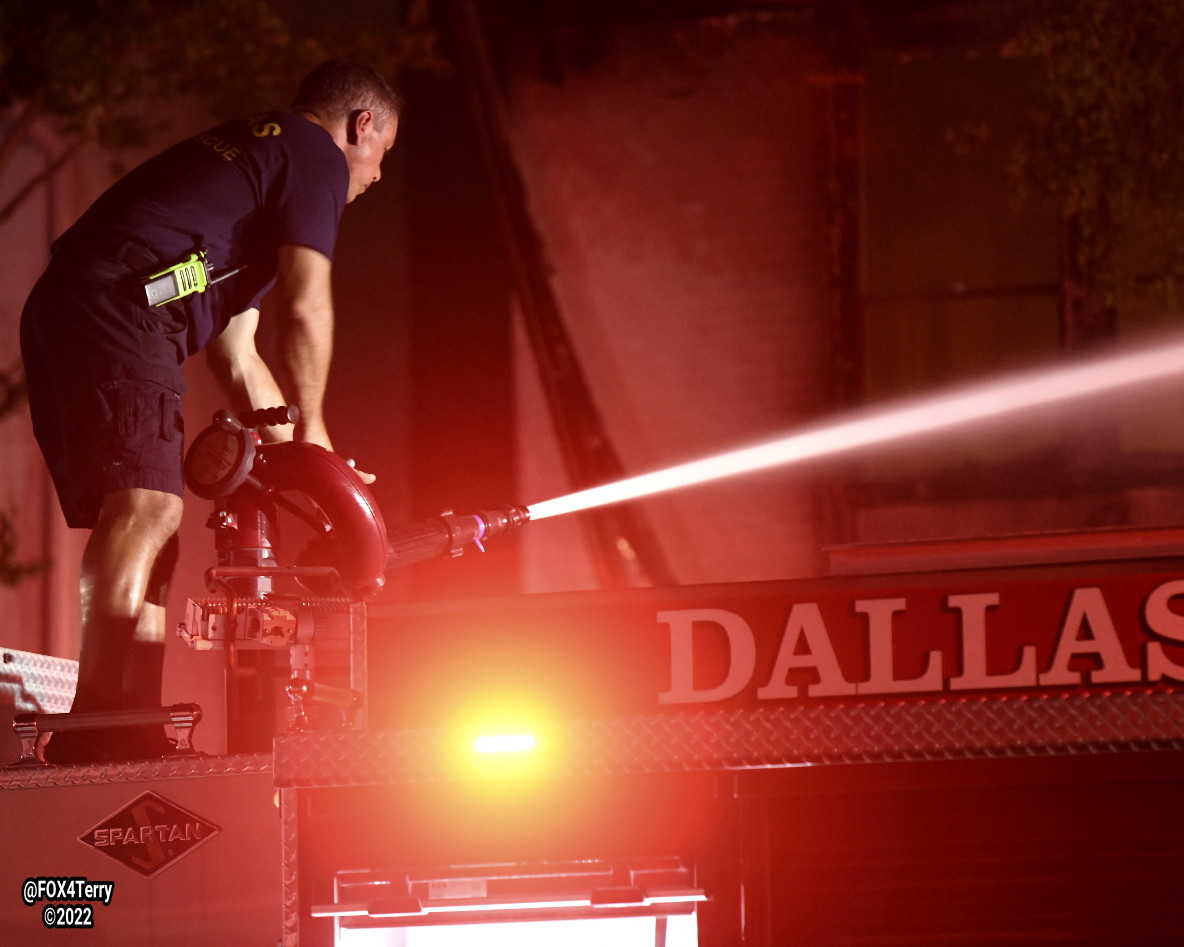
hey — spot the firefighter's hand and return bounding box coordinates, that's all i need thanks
[344,457,377,485]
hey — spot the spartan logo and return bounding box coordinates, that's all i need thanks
[79,792,220,878]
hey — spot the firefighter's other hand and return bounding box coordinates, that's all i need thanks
[344,456,376,485]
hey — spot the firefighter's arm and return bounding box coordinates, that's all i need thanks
[273,243,335,451]
[206,245,374,481]
[205,306,292,444]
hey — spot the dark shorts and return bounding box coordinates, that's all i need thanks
[20,250,190,529]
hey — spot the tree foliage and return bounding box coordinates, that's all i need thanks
[0,0,442,224]
[1008,0,1184,331]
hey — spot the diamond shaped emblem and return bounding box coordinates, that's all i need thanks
[79,791,220,878]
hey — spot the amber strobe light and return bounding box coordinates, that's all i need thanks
[473,734,537,754]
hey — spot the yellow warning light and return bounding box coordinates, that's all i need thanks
[473,733,538,754]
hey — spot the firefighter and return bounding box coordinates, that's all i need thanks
[20,59,399,763]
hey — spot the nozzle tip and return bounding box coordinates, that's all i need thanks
[480,504,530,536]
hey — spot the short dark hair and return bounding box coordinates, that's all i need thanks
[292,59,403,129]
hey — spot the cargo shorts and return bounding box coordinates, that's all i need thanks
[20,248,190,529]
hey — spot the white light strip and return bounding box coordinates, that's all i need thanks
[527,333,1184,521]
[311,891,707,919]
[645,893,708,905]
[312,906,368,918]
[312,899,591,919]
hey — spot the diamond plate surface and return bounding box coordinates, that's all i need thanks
[274,688,1184,788]
[0,649,77,713]
[280,787,301,947]
[1,649,79,765]
[0,752,273,791]
[275,727,448,788]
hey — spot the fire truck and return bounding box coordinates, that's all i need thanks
[2,410,1182,945]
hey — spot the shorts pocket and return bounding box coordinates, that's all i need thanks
[99,379,184,451]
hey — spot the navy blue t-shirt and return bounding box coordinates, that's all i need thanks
[56,111,348,355]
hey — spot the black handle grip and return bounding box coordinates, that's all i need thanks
[240,405,300,429]
[386,519,457,569]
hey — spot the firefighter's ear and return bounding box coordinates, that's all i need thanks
[346,109,375,146]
